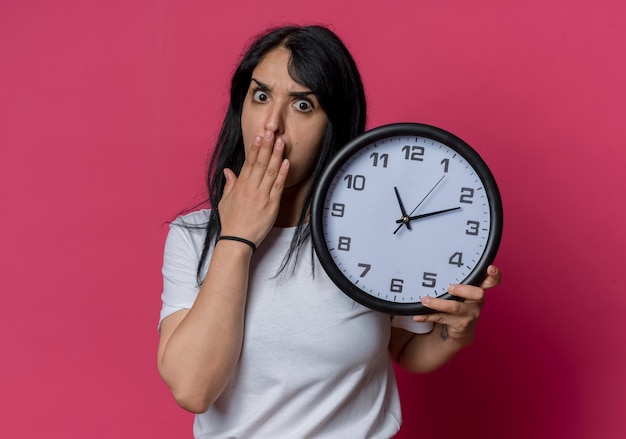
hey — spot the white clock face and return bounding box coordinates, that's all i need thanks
[312,124,502,315]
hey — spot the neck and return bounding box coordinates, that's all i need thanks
[274,181,310,228]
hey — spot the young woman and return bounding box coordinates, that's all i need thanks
[157,25,501,438]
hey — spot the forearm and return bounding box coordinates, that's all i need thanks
[392,324,475,374]
[158,241,252,413]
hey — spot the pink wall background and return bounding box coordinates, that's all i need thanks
[1,1,624,437]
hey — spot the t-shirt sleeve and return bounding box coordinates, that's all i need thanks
[390,315,434,334]
[159,221,204,328]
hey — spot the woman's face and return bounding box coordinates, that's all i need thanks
[241,47,329,191]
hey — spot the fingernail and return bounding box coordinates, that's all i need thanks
[264,131,273,140]
[275,138,284,149]
[253,135,262,145]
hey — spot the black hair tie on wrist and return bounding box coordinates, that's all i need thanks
[218,235,257,253]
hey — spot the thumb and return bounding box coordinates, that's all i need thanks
[222,168,237,198]
[479,265,501,290]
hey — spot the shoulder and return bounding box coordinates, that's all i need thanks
[171,208,211,228]
[164,209,212,259]
[160,210,211,325]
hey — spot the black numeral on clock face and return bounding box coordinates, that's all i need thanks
[344,174,366,191]
[390,278,404,293]
[466,220,480,235]
[449,252,464,267]
[441,158,450,173]
[402,145,425,161]
[460,187,475,204]
[331,203,345,217]
[337,236,351,251]
[370,152,389,168]
[422,272,437,288]
[358,263,371,277]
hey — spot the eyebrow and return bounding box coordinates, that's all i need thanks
[251,78,315,99]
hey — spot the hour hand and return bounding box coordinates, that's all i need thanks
[393,186,411,230]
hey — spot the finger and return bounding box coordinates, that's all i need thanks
[259,137,286,191]
[415,296,482,325]
[413,311,450,326]
[412,307,464,327]
[479,265,501,290]
[412,310,478,340]
[447,284,485,301]
[247,131,276,183]
[269,158,290,201]
[238,135,263,180]
[421,295,466,315]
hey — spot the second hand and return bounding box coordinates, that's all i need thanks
[393,174,446,234]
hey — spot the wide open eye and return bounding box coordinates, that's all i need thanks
[253,89,269,103]
[293,99,313,112]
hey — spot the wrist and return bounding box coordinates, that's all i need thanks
[217,235,257,253]
[215,237,256,257]
[441,324,476,346]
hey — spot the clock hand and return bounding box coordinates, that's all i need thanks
[395,207,461,224]
[393,186,411,230]
[393,174,446,234]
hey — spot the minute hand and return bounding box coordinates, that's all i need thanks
[395,207,461,224]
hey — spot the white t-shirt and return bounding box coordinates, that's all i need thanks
[160,210,432,438]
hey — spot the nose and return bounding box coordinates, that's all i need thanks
[264,104,285,135]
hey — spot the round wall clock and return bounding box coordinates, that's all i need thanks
[311,123,503,315]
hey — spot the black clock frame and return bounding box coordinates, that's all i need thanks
[310,122,503,315]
